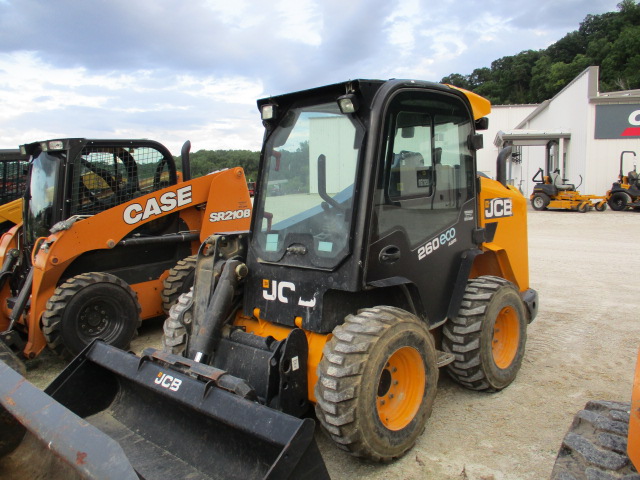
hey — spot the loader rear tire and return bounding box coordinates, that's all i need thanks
[162,289,193,355]
[315,306,438,462]
[531,193,550,211]
[551,401,639,479]
[161,255,196,314]
[442,275,527,391]
[42,272,142,359]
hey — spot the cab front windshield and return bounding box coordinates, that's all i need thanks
[253,101,362,269]
[25,151,60,245]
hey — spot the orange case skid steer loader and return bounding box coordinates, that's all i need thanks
[0,138,251,365]
[0,80,537,479]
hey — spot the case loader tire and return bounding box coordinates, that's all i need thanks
[162,289,193,355]
[531,193,550,211]
[608,192,630,211]
[161,255,196,314]
[42,272,141,359]
[442,275,527,391]
[551,401,639,479]
[315,306,438,462]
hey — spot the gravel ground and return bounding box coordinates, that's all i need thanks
[21,207,640,480]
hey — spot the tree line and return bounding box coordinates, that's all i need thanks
[441,0,640,104]
[176,149,260,182]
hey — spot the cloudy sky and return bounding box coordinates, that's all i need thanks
[0,0,621,153]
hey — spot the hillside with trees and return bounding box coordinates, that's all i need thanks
[441,0,640,104]
[176,149,260,181]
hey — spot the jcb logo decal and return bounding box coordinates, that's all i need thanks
[262,279,316,307]
[154,372,182,392]
[484,198,513,219]
[124,185,193,225]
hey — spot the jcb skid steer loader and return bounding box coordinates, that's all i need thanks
[0,80,538,479]
[0,149,29,233]
[0,138,251,366]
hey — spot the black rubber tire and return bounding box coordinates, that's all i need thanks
[315,306,438,462]
[442,275,527,391]
[595,202,607,212]
[531,193,550,211]
[608,192,630,211]
[161,289,194,355]
[42,272,142,359]
[551,401,640,480]
[161,255,197,314]
[578,202,589,213]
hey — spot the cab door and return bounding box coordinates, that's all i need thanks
[366,88,478,326]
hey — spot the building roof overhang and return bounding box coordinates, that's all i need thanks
[494,129,571,147]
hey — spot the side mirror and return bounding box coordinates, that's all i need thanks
[475,117,489,131]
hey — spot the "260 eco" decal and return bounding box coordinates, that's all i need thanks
[417,227,457,260]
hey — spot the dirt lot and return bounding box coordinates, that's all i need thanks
[22,208,640,479]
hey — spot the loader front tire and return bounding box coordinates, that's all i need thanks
[551,401,638,479]
[161,255,196,314]
[315,306,438,462]
[443,275,527,391]
[162,289,193,355]
[42,272,141,359]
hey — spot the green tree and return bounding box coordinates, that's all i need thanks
[441,2,640,104]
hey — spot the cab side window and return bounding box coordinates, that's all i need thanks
[372,90,474,246]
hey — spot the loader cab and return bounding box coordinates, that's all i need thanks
[21,138,179,246]
[247,80,488,334]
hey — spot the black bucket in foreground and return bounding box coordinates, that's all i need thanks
[0,341,330,480]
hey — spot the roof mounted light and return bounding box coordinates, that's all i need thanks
[261,104,277,121]
[47,140,65,151]
[337,94,359,114]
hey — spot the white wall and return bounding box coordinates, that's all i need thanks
[476,104,537,179]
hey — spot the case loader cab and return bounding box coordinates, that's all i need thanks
[247,80,489,333]
[21,138,180,247]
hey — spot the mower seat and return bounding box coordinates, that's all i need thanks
[551,172,574,191]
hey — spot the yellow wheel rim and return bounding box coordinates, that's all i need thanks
[492,306,520,369]
[376,346,425,431]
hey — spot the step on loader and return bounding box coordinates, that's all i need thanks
[0,80,538,479]
[606,150,640,211]
[530,167,606,212]
[0,138,251,367]
[0,149,29,234]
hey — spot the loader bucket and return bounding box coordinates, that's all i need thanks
[0,341,330,480]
